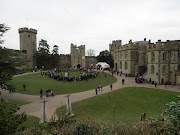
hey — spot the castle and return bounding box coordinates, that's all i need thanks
[15,27,97,69]
[110,38,180,84]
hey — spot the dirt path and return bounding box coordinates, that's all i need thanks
[1,71,180,121]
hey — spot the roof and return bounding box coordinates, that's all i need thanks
[96,62,110,68]
[134,41,149,44]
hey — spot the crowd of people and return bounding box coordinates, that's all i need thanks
[45,68,99,82]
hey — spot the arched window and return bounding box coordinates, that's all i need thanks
[162,65,167,74]
[178,64,180,71]
[120,61,122,69]
[178,51,180,61]
[151,65,154,74]
[151,52,155,62]
[125,62,128,69]
[163,52,167,61]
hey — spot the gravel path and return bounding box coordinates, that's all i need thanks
[1,71,180,121]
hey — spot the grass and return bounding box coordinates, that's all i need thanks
[8,72,117,95]
[6,99,31,106]
[18,115,40,130]
[57,87,179,122]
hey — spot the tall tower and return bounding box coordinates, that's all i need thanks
[19,27,37,69]
[71,44,86,68]
[109,40,122,59]
[79,45,86,68]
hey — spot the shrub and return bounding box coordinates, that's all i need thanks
[75,121,93,135]
[163,101,180,134]
[0,96,26,135]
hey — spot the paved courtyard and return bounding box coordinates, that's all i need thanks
[1,71,180,121]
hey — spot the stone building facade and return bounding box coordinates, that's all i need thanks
[17,27,96,69]
[111,38,180,84]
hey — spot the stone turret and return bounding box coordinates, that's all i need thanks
[109,40,122,59]
[19,27,37,69]
[71,44,86,68]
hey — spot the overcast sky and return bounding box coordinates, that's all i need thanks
[1,0,180,55]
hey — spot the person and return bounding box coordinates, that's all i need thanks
[171,81,174,87]
[122,79,125,85]
[140,112,146,121]
[23,84,26,91]
[40,89,43,99]
[95,88,98,95]
[110,84,112,90]
[135,77,137,83]
[98,83,101,91]
[154,82,157,87]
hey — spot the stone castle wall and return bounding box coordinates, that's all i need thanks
[86,56,97,67]
[16,27,96,70]
[58,55,71,69]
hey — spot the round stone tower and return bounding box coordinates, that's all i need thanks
[19,27,37,69]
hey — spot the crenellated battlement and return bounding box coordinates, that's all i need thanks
[79,45,85,49]
[109,40,122,49]
[71,43,85,49]
[112,40,122,46]
[147,40,180,50]
[19,27,37,34]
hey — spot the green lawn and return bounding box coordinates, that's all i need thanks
[8,72,117,95]
[6,99,31,106]
[57,87,179,122]
[18,115,40,130]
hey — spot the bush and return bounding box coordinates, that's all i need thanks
[75,121,93,135]
[0,96,26,135]
[163,101,180,134]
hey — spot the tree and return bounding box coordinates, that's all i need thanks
[51,45,59,68]
[52,45,59,55]
[34,52,51,69]
[97,50,114,68]
[86,49,95,56]
[38,39,50,53]
[0,94,26,135]
[0,24,27,134]
[34,39,51,69]
[0,23,9,44]
[0,24,26,86]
